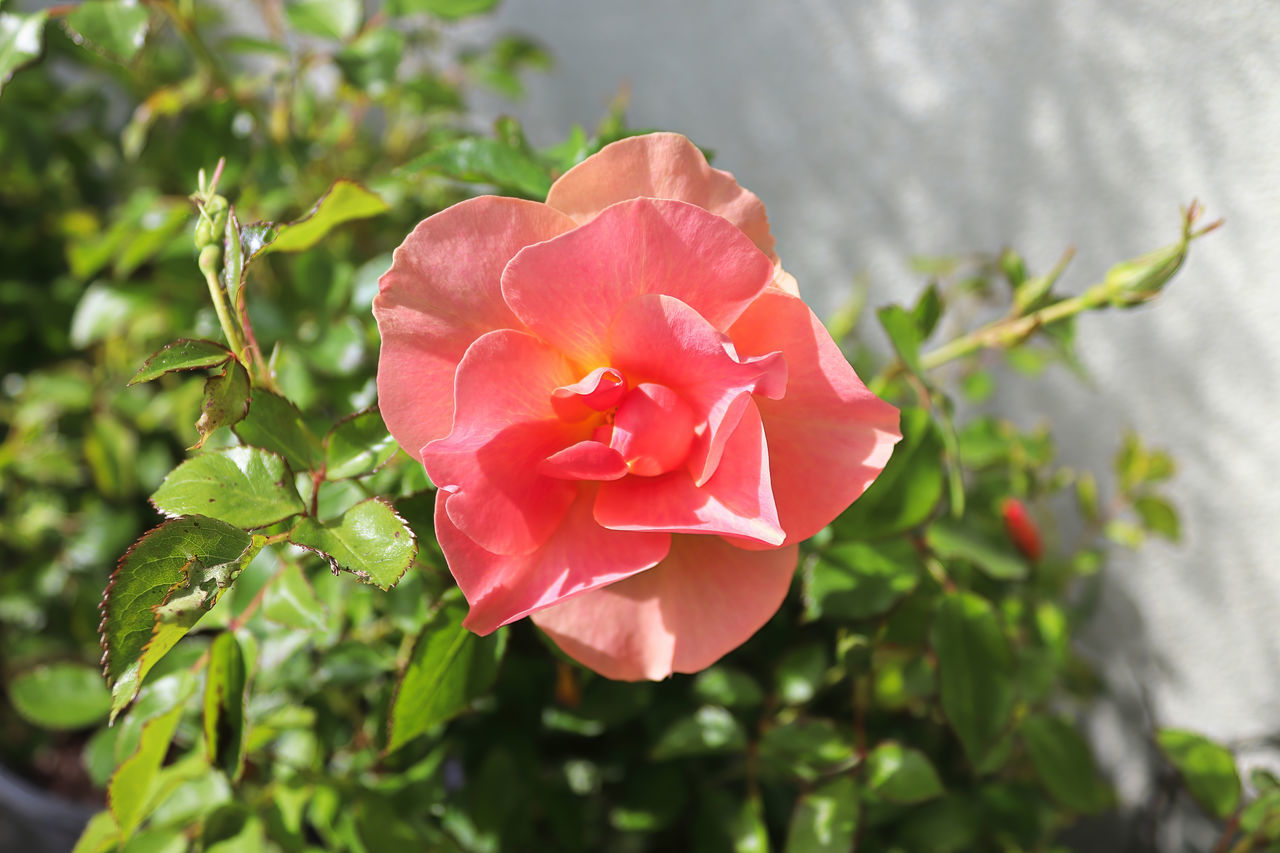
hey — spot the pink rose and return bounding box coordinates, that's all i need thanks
[374,133,900,680]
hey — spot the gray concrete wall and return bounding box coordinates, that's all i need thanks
[470,0,1280,836]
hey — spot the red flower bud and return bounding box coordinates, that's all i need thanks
[1001,498,1043,562]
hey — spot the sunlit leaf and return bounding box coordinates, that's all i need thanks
[325,408,397,479]
[404,136,552,199]
[386,0,499,19]
[837,408,944,538]
[193,359,250,450]
[289,497,416,589]
[233,389,323,472]
[129,339,232,385]
[151,447,305,529]
[261,562,328,632]
[785,775,859,853]
[926,517,1029,580]
[867,741,944,804]
[806,539,920,621]
[283,0,359,40]
[651,706,747,760]
[0,9,46,96]
[259,180,389,254]
[63,0,150,63]
[108,700,185,840]
[1157,728,1241,819]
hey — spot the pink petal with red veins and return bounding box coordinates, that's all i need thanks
[607,293,786,485]
[501,199,774,365]
[531,534,799,680]
[546,132,777,262]
[594,400,784,546]
[423,329,585,555]
[437,488,670,636]
[539,440,629,481]
[373,197,576,461]
[728,289,902,545]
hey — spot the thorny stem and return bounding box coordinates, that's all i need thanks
[908,203,1221,374]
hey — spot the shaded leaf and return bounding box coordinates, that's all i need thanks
[63,0,149,63]
[758,719,856,783]
[194,359,250,450]
[8,662,111,730]
[233,389,323,472]
[129,339,232,385]
[404,136,552,199]
[932,592,1016,765]
[652,706,747,760]
[1157,728,1241,820]
[261,562,328,632]
[108,702,185,840]
[692,666,765,709]
[152,447,305,529]
[784,775,859,853]
[325,408,398,479]
[289,497,416,589]
[260,180,389,254]
[100,517,253,717]
[1019,714,1111,813]
[335,25,404,91]
[912,282,942,339]
[776,642,829,706]
[926,517,1029,580]
[204,632,247,780]
[836,408,944,538]
[806,539,920,621]
[1134,495,1180,541]
[878,304,923,374]
[867,741,944,804]
[71,810,119,853]
[385,597,506,753]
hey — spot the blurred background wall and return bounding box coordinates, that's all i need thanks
[467,0,1280,835]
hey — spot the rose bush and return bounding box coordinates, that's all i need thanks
[374,133,901,680]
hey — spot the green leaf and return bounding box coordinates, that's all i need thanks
[100,517,253,717]
[651,706,747,760]
[932,592,1016,765]
[758,719,856,783]
[609,765,688,833]
[129,339,232,385]
[806,539,920,621]
[404,136,552,199]
[732,795,771,853]
[837,407,944,538]
[289,497,416,589]
[386,0,499,20]
[878,304,923,374]
[776,642,829,705]
[8,662,111,730]
[283,0,359,39]
[72,810,119,853]
[926,517,1029,580]
[911,282,942,339]
[204,632,247,780]
[335,25,405,91]
[1156,728,1241,819]
[260,180,389,254]
[194,359,250,450]
[233,390,323,472]
[385,597,506,753]
[261,562,328,632]
[692,666,765,709]
[867,741,945,804]
[0,9,45,96]
[1019,714,1111,813]
[152,447,305,529]
[784,775,859,853]
[325,408,398,479]
[1134,495,1180,541]
[108,702,184,840]
[63,0,149,63]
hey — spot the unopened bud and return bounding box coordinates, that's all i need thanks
[1001,497,1043,562]
[1103,242,1186,308]
[195,195,229,251]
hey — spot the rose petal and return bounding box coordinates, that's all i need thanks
[501,198,774,365]
[728,289,902,545]
[546,132,777,262]
[423,329,586,555]
[437,487,670,635]
[608,293,786,485]
[373,197,576,460]
[594,399,784,546]
[551,366,627,421]
[531,534,799,680]
[539,440,629,481]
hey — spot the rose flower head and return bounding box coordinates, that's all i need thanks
[374,133,901,680]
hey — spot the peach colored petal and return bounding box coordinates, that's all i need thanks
[594,400,784,546]
[772,266,800,296]
[437,488,670,635]
[539,440,629,481]
[728,289,902,545]
[531,534,799,680]
[422,329,585,555]
[374,197,576,461]
[607,293,786,485]
[501,198,774,365]
[546,132,776,261]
